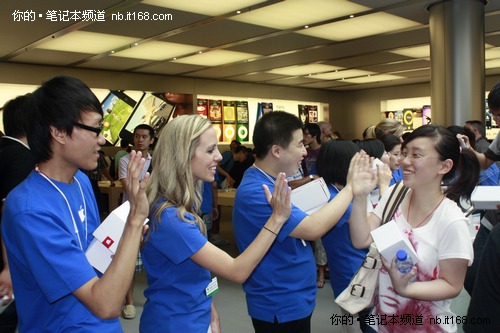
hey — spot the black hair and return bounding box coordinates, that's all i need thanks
[120,139,131,148]
[402,125,479,202]
[134,124,155,138]
[253,111,303,159]
[317,140,360,186]
[26,76,102,163]
[447,125,476,149]
[355,138,385,159]
[2,93,31,138]
[488,81,500,111]
[465,120,485,139]
[379,134,401,153]
[304,123,321,145]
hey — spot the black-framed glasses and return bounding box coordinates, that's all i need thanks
[74,122,103,137]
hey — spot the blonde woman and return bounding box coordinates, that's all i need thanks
[139,115,291,333]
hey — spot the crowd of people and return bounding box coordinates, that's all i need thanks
[0,74,499,333]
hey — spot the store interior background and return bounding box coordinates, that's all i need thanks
[1,0,500,142]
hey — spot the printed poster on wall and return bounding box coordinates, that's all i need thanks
[298,104,309,124]
[209,100,222,123]
[209,100,222,141]
[223,100,236,142]
[196,99,208,118]
[236,100,249,142]
[308,105,318,123]
[262,102,273,114]
[236,100,249,124]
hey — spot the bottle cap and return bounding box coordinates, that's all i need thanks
[396,249,408,261]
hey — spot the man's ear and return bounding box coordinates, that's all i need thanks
[50,126,67,145]
[270,144,281,159]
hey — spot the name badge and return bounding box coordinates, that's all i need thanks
[206,277,219,297]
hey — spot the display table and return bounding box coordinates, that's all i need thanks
[217,189,236,207]
[98,181,124,213]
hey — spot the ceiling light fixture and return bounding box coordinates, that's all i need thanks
[350,14,354,18]
[305,25,309,29]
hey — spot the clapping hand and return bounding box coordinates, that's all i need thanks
[264,172,291,225]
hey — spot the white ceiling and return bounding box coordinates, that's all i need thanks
[2,0,500,91]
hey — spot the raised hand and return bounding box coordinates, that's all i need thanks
[126,150,150,227]
[349,152,377,198]
[264,172,291,225]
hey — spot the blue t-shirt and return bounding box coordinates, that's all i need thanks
[201,170,218,214]
[233,167,315,323]
[321,185,368,297]
[140,204,210,333]
[478,163,499,186]
[2,171,121,332]
[390,167,403,186]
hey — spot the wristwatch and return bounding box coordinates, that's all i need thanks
[309,175,314,181]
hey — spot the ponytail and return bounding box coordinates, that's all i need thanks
[444,148,480,202]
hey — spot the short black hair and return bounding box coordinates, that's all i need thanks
[317,140,359,186]
[304,123,321,145]
[379,134,401,153]
[253,111,303,159]
[134,124,155,138]
[355,139,385,159]
[488,81,500,111]
[2,93,31,138]
[26,75,102,163]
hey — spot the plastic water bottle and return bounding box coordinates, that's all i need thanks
[395,250,416,282]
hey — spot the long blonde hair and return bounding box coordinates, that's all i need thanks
[146,115,212,234]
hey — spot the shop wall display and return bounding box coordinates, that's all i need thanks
[236,101,249,142]
[308,105,318,123]
[197,98,208,118]
[222,100,236,142]
[101,91,138,146]
[197,94,327,144]
[209,99,223,141]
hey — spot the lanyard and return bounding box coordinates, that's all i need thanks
[253,164,276,184]
[35,167,88,250]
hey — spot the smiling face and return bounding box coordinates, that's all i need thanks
[65,110,105,172]
[278,128,307,176]
[191,127,222,182]
[400,137,447,189]
[388,144,402,171]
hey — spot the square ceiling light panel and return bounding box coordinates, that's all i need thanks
[231,0,368,30]
[268,64,343,76]
[313,69,375,80]
[342,74,404,84]
[142,0,267,16]
[298,12,421,41]
[486,47,500,60]
[486,58,500,69]
[36,31,139,54]
[389,45,430,59]
[111,41,204,61]
[174,50,258,66]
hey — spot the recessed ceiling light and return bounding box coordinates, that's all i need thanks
[305,25,309,29]
[350,14,354,18]
[236,10,241,14]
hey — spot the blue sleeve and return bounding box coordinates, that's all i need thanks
[150,210,207,265]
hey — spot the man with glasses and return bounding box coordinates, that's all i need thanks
[1,75,149,332]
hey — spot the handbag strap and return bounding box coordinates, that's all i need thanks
[381,181,409,224]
